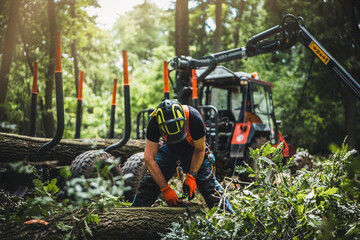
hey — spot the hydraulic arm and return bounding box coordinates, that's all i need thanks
[171,14,360,101]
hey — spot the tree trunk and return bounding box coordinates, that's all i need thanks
[232,0,246,70]
[345,89,357,149]
[214,0,222,53]
[1,205,203,240]
[69,0,80,97]
[18,18,34,76]
[0,132,145,165]
[0,0,20,120]
[175,0,189,56]
[43,0,57,138]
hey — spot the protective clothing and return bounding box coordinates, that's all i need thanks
[161,185,180,206]
[183,173,197,200]
[150,99,188,144]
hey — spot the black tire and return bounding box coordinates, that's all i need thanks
[122,152,146,202]
[70,150,122,178]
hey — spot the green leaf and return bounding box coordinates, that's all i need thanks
[45,178,59,195]
[259,156,275,166]
[87,214,100,224]
[320,187,338,196]
[56,221,73,232]
[84,220,93,237]
[261,143,274,157]
[235,165,246,174]
[297,205,304,214]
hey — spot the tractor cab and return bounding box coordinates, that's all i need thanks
[196,66,291,176]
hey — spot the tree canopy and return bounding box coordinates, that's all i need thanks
[0,0,359,154]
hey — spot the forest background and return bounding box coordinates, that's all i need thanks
[0,0,359,156]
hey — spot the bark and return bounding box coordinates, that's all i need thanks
[0,0,20,119]
[1,205,203,240]
[232,0,246,70]
[175,0,189,56]
[347,0,360,149]
[43,0,57,138]
[214,0,222,53]
[345,88,357,149]
[69,0,80,97]
[18,18,34,76]
[0,132,145,165]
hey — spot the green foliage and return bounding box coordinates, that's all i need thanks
[1,0,359,156]
[0,157,129,238]
[162,142,360,239]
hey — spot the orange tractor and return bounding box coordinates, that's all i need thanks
[124,14,360,200]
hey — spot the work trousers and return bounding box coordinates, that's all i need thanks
[131,145,233,213]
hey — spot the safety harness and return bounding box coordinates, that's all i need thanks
[183,105,215,174]
[182,105,194,147]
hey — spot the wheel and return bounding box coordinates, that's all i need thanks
[121,152,146,202]
[70,150,122,178]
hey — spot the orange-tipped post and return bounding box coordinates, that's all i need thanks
[105,50,131,152]
[32,62,38,94]
[109,78,118,138]
[123,50,129,86]
[78,71,84,100]
[35,31,64,164]
[75,71,84,138]
[55,32,62,73]
[192,69,198,108]
[30,62,39,136]
[163,61,170,99]
[112,78,118,105]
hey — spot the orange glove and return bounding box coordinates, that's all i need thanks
[183,173,197,200]
[161,185,180,206]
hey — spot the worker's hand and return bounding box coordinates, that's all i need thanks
[183,173,197,200]
[161,185,180,206]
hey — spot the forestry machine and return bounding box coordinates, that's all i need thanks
[136,14,360,181]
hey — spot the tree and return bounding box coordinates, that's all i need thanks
[42,0,57,138]
[69,0,80,97]
[0,0,20,120]
[214,0,222,52]
[175,0,189,56]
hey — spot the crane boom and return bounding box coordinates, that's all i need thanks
[171,14,360,101]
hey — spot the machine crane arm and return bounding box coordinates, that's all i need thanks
[171,14,360,100]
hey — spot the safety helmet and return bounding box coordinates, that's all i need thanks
[150,99,188,144]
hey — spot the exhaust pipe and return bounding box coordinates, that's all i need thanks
[105,50,131,152]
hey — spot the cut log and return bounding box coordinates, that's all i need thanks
[1,205,203,240]
[0,132,145,166]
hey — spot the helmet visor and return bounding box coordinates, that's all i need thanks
[158,117,187,144]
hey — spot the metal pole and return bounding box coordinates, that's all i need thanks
[109,78,117,138]
[163,61,170,99]
[35,32,64,163]
[192,69,198,108]
[30,62,38,137]
[75,71,84,138]
[105,50,131,152]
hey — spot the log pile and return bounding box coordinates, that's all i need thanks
[1,205,203,240]
[0,132,145,166]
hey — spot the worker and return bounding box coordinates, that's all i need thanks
[131,99,233,213]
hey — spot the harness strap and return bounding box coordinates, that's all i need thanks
[182,105,194,146]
